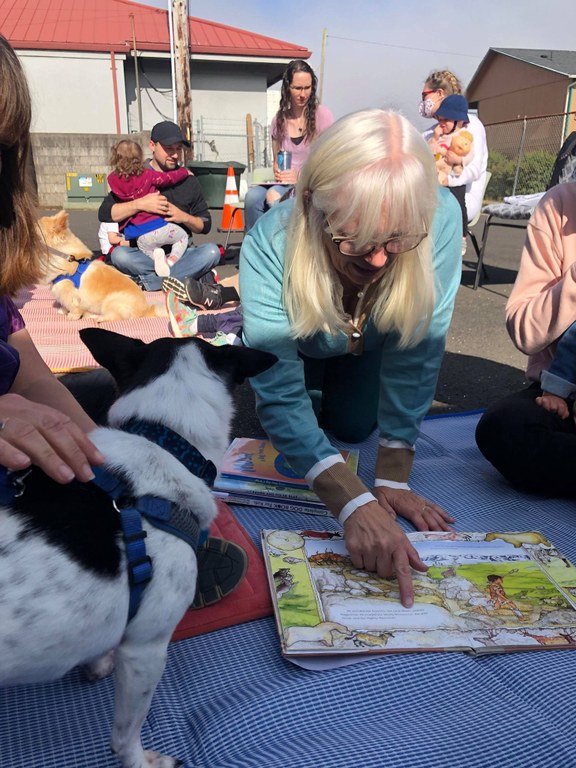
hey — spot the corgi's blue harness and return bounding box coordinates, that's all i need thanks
[46,246,92,289]
[91,418,216,621]
[51,258,92,287]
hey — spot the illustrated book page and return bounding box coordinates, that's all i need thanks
[262,529,576,660]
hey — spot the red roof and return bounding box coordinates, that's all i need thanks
[0,0,310,59]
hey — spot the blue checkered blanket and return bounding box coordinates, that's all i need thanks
[2,412,576,768]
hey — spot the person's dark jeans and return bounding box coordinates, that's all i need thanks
[475,383,576,496]
[59,368,118,425]
[301,348,382,443]
[447,185,467,235]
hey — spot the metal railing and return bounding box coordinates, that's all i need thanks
[191,111,576,200]
[484,111,575,200]
[192,115,271,169]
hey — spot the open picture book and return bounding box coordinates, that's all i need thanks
[262,529,576,661]
[214,437,359,515]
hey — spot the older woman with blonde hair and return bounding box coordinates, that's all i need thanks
[240,109,462,607]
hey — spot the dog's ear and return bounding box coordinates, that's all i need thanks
[53,210,69,232]
[198,342,277,385]
[79,328,146,386]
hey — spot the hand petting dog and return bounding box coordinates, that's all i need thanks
[0,392,103,482]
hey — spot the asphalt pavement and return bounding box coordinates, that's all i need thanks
[45,206,530,436]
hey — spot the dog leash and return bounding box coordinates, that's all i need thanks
[47,245,76,262]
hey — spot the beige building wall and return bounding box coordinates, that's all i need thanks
[469,56,570,124]
[30,131,149,209]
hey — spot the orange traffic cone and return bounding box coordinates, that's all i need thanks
[220,166,244,232]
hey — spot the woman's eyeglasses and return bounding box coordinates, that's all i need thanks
[421,89,437,100]
[325,221,427,258]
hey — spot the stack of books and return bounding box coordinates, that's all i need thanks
[214,437,359,515]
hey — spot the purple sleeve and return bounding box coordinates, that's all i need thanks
[5,297,25,335]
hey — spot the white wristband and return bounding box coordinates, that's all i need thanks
[338,492,378,526]
[374,479,411,491]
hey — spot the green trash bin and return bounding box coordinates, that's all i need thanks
[187,161,246,209]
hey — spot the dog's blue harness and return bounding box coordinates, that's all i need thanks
[91,418,217,621]
[51,258,92,288]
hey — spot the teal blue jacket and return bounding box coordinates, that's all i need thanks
[240,189,461,492]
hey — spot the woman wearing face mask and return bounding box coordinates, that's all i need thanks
[419,69,488,254]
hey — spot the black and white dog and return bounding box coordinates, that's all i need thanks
[0,329,276,768]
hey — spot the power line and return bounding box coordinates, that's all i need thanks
[327,34,483,60]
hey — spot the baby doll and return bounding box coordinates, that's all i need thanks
[441,129,474,177]
[428,94,474,186]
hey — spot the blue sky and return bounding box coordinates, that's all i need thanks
[139,0,575,127]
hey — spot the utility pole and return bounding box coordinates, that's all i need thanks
[172,0,193,162]
[167,1,177,122]
[130,14,143,131]
[318,28,327,103]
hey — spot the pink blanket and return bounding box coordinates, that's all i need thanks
[15,284,170,373]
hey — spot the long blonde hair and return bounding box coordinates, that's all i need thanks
[0,34,46,294]
[283,109,438,348]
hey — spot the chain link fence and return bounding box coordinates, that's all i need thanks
[485,112,575,201]
[192,111,576,201]
[192,115,272,169]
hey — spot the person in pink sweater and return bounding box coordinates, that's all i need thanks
[475,182,576,495]
[108,139,192,277]
[244,59,334,231]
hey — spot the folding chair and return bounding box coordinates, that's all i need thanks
[474,132,576,290]
[465,171,492,290]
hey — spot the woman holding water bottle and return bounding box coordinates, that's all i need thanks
[244,59,333,231]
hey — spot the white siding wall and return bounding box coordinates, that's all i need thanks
[19,50,128,134]
[124,58,270,165]
[18,49,282,164]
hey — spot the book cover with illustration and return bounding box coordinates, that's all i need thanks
[214,438,359,515]
[262,529,576,660]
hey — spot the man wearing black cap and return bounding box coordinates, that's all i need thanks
[98,120,221,292]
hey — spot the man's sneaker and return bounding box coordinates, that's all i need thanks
[165,291,198,338]
[198,268,219,285]
[162,275,224,310]
[191,537,248,609]
[128,275,145,290]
